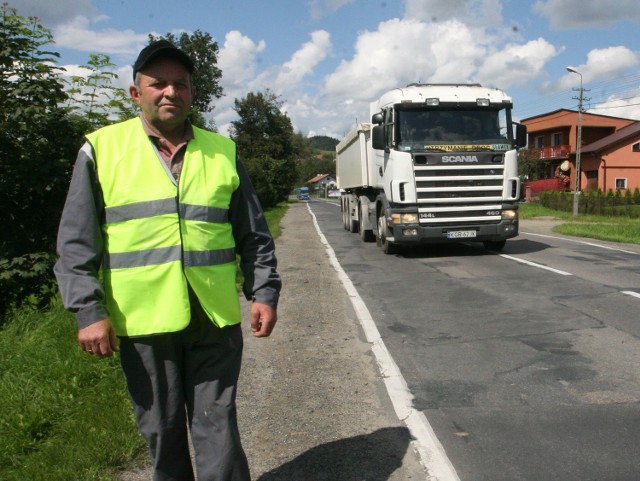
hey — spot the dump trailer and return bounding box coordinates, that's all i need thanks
[336,83,527,254]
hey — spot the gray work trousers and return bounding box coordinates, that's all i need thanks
[119,306,250,481]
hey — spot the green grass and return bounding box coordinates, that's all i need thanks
[520,202,640,245]
[263,201,289,239]
[0,203,289,481]
[0,303,145,481]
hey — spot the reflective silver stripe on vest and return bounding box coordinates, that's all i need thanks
[183,247,236,267]
[105,198,177,224]
[179,203,229,223]
[103,246,236,270]
[104,199,229,224]
[103,245,182,270]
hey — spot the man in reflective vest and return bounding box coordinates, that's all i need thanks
[54,40,281,481]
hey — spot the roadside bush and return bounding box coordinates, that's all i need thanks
[0,254,58,326]
[539,189,640,218]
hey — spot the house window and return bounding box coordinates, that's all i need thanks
[552,132,562,146]
[615,178,628,190]
[633,142,640,152]
[535,136,545,148]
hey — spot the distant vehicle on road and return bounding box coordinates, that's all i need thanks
[295,187,310,201]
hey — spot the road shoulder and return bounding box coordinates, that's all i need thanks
[237,202,427,479]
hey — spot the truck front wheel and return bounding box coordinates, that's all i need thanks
[377,212,398,255]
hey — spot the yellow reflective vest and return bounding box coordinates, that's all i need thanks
[86,118,241,336]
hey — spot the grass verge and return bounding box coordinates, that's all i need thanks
[0,202,289,481]
[519,202,640,245]
[0,304,144,481]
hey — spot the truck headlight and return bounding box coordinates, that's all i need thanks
[502,209,518,220]
[391,213,419,224]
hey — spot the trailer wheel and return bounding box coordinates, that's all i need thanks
[360,225,374,242]
[342,199,349,230]
[377,212,398,255]
[483,240,506,251]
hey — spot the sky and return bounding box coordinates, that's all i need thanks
[8,0,640,139]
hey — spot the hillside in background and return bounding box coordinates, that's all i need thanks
[308,135,339,153]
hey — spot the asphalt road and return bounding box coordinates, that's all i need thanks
[120,201,640,481]
[308,199,640,481]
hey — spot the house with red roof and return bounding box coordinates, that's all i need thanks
[520,109,640,195]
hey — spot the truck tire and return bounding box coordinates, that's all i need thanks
[483,240,506,251]
[342,200,349,230]
[360,225,375,242]
[377,212,399,255]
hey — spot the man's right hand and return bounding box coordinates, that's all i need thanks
[78,319,119,357]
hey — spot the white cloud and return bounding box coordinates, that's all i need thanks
[275,30,332,89]
[218,31,267,90]
[534,0,640,29]
[53,15,150,56]
[8,0,95,27]
[558,46,639,90]
[324,19,437,102]
[216,31,332,136]
[477,38,559,88]
[214,31,268,134]
[590,89,640,121]
[320,18,494,131]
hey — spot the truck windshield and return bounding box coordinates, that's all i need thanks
[396,107,512,152]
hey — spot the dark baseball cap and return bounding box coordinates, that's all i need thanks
[132,40,194,80]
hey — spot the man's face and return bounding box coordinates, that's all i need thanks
[130,57,195,133]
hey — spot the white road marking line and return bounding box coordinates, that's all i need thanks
[499,254,573,276]
[622,291,640,299]
[307,203,460,481]
[522,231,639,255]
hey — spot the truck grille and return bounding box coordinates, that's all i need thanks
[414,164,505,224]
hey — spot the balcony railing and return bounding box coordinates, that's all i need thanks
[522,145,571,160]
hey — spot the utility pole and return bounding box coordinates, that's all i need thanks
[566,67,590,216]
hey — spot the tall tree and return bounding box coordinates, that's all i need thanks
[229,91,298,208]
[0,3,66,123]
[65,53,138,127]
[0,4,83,315]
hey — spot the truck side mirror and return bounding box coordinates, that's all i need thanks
[514,123,527,149]
[371,113,383,124]
[372,125,386,150]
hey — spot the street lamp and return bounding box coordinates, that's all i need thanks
[566,66,583,216]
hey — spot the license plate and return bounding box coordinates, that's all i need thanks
[447,230,477,239]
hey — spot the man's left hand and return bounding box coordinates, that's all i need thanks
[250,302,277,337]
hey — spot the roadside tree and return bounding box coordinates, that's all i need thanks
[64,53,138,126]
[0,4,85,317]
[229,90,298,208]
